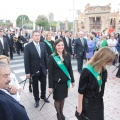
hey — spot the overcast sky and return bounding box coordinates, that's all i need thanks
[0,0,120,21]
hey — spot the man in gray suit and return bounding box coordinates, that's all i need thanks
[74,31,89,73]
[0,29,10,56]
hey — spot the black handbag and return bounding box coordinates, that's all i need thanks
[75,109,89,120]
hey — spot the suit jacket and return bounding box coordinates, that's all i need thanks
[24,41,48,76]
[74,38,89,58]
[6,34,14,48]
[0,90,29,120]
[40,35,45,42]
[0,37,10,55]
[62,37,72,54]
[48,53,75,88]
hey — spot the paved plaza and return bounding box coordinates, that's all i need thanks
[10,54,120,120]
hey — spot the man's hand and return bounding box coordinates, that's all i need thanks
[8,84,17,95]
[26,74,30,79]
[49,88,53,94]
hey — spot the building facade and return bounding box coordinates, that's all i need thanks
[77,3,120,32]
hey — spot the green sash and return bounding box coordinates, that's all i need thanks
[52,54,71,89]
[83,64,102,87]
[44,40,54,53]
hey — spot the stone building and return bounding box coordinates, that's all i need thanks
[77,3,120,32]
[46,12,54,22]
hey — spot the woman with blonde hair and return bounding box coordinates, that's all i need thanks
[0,55,21,101]
[44,32,54,58]
[76,47,115,120]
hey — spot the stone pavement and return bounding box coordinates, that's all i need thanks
[19,65,120,120]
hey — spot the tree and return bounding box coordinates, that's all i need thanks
[60,22,65,30]
[49,21,57,31]
[16,15,30,27]
[35,15,50,30]
[0,20,12,27]
[23,21,33,29]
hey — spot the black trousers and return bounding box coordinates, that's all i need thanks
[77,54,84,73]
[3,49,8,57]
[10,47,13,59]
[32,68,47,101]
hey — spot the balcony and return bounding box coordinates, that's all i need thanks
[89,24,101,30]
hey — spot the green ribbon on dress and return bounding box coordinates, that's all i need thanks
[44,40,54,53]
[52,53,71,89]
[83,64,102,87]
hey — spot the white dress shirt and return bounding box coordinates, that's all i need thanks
[65,36,69,46]
[0,37,4,49]
[33,41,41,57]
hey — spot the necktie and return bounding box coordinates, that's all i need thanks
[81,38,84,46]
[36,44,41,57]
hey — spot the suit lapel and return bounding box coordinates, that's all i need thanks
[40,42,43,58]
[0,90,18,103]
[0,40,3,49]
[79,38,84,46]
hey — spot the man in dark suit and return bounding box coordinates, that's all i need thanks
[40,30,45,42]
[62,30,72,54]
[55,31,63,40]
[6,30,14,59]
[0,61,29,120]
[24,30,49,108]
[74,31,89,73]
[0,29,10,56]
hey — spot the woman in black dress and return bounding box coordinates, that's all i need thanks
[76,47,115,120]
[48,39,75,120]
[44,32,54,58]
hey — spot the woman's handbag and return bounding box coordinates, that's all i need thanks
[75,108,89,120]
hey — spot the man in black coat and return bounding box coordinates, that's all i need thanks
[62,30,72,54]
[24,30,49,108]
[0,29,10,56]
[6,30,14,59]
[40,30,45,42]
[0,61,29,120]
[74,31,89,73]
[55,31,63,40]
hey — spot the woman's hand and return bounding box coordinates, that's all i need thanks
[49,88,53,94]
[76,106,82,115]
[71,82,75,88]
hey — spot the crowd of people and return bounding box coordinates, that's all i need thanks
[0,25,120,120]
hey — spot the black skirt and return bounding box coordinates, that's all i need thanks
[53,82,68,101]
[82,97,104,120]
